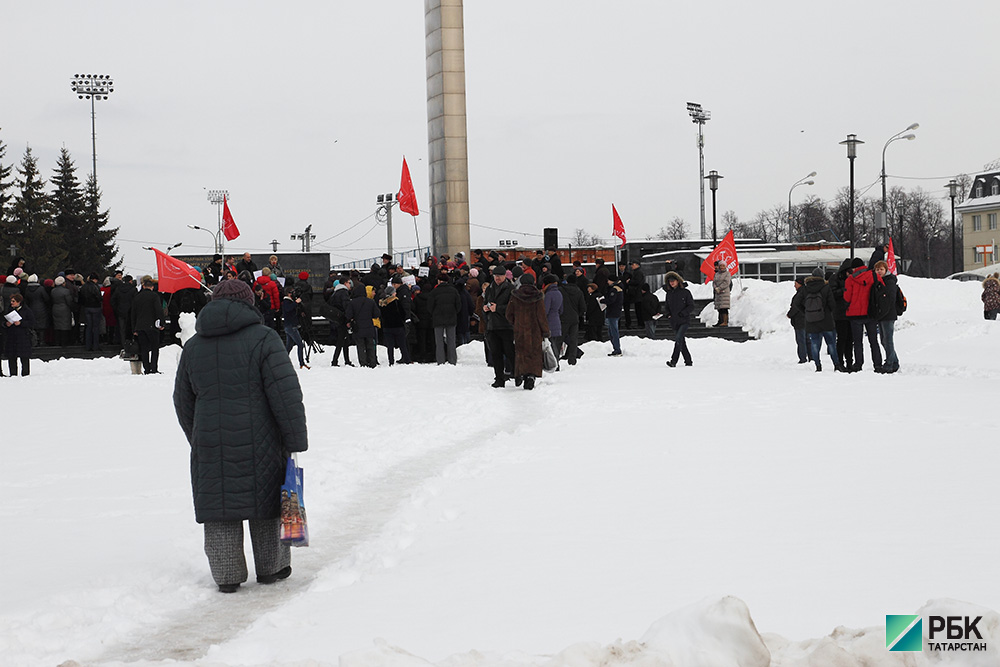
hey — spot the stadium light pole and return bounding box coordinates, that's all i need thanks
[787,172,816,242]
[839,134,864,260]
[687,102,711,240]
[70,74,114,183]
[705,170,723,244]
[880,123,918,244]
[206,190,228,255]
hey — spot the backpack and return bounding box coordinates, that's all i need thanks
[804,291,824,323]
[896,287,907,316]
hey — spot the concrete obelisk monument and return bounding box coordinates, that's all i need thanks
[425,0,471,258]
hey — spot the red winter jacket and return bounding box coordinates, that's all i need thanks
[255,276,281,311]
[843,266,874,317]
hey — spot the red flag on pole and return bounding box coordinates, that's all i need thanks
[700,230,740,282]
[222,195,240,241]
[398,157,419,216]
[886,237,898,275]
[612,204,627,245]
[151,248,204,293]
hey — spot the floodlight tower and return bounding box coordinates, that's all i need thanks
[687,102,711,240]
[206,190,228,254]
[70,73,114,183]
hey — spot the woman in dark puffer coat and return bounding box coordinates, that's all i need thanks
[173,278,308,593]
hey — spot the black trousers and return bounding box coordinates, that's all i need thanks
[486,329,515,381]
[7,356,30,376]
[835,319,854,368]
[137,328,160,373]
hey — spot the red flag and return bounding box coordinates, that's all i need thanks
[151,248,203,293]
[398,157,419,216]
[700,230,740,283]
[886,237,898,275]
[612,204,627,245]
[222,195,240,241]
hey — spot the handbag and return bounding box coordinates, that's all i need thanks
[279,454,309,547]
[541,337,558,372]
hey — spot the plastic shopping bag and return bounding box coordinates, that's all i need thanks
[279,454,309,547]
[541,338,558,372]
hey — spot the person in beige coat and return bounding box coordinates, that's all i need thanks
[712,260,732,327]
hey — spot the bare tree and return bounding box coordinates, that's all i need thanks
[571,228,601,246]
[653,216,689,240]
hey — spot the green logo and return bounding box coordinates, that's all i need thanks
[887,615,923,651]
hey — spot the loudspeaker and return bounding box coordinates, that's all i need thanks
[543,228,558,250]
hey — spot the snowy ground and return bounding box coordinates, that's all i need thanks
[2,276,999,667]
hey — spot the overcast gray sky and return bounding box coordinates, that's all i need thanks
[3,0,998,277]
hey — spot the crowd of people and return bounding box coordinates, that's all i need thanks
[786,245,905,374]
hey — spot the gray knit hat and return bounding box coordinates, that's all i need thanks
[212,278,254,305]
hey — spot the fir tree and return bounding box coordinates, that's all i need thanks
[0,131,14,255]
[81,172,121,273]
[9,145,63,278]
[51,147,86,268]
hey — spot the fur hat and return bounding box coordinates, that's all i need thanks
[13,267,23,277]
[384,285,396,297]
[54,276,66,286]
[519,274,534,285]
[299,271,310,281]
[43,278,54,287]
[28,274,38,283]
[5,275,16,284]
[542,273,558,285]
[212,278,254,305]
[491,265,507,276]
[812,267,825,278]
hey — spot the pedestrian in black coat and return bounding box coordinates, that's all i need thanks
[483,266,515,386]
[559,276,586,364]
[801,269,841,372]
[4,293,35,375]
[173,277,307,592]
[427,275,461,364]
[638,284,660,338]
[344,284,380,368]
[663,272,694,367]
[584,281,605,342]
[131,279,165,374]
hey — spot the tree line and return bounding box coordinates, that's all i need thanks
[0,132,120,279]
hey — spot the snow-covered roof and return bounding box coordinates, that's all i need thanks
[956,194,1000,212]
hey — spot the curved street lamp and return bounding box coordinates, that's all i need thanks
[880,123,918,244]
[188,224,221,253]
[787,172,816,242]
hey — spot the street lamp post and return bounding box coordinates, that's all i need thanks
[705,170,723,244]
[70,74,114,182]
[687,102,711,240]
[787,172,816,242]
[947,179,960,274]
[839,134,864,260]
[880,123,918,245]
[376,193,398,254]
[206,190,228,255]
[166,242,183,256]
[188,224,220,253]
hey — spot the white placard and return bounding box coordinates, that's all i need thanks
[402,275,417,286]
[5,310,21,323]
[407,257,419,269]
[253,270,263,280]
[418,266,430,277]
